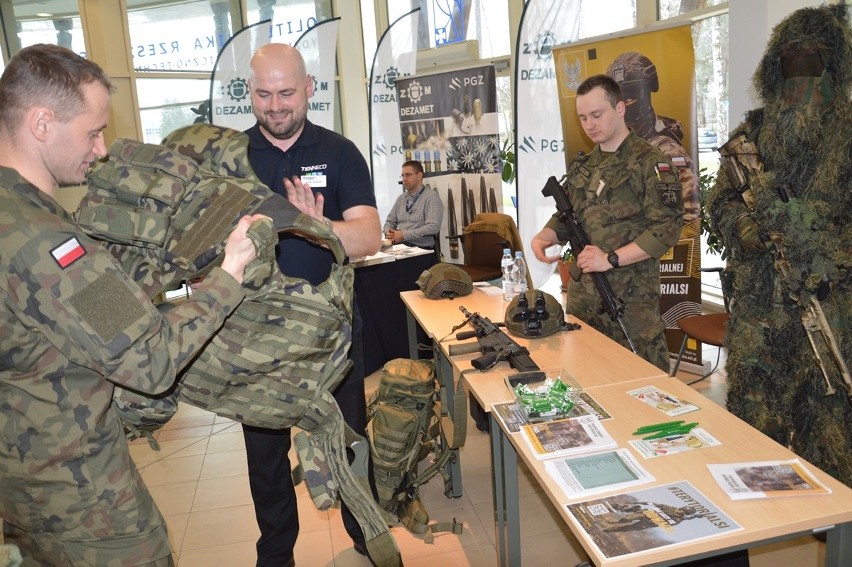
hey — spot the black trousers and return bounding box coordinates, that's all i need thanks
[242,307,375,566]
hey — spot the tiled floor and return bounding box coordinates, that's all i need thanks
[116,340,824,566]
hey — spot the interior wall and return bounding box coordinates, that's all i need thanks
[727,0,832,136]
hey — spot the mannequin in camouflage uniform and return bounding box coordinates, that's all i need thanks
[607,51,699,222]
[531,75,683,372]
[0,45,261,565]
[706,5,852,487]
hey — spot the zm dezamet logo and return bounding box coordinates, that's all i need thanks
[523,31,557,61]
[518,136,564,153]
[373,66,411,103]
[227,77,249,101]
[215,76,252,116]
[520,32,562,80]
[399,79,435,117]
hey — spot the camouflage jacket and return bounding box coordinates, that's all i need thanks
[547,131,683,300]
[0,166,245,535]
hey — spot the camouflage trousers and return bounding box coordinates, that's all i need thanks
[3,517,172,567]
[566,288,670,373]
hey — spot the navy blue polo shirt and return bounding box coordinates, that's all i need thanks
[245,120,376,285]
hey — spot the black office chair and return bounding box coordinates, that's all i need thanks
[670,267,731,384]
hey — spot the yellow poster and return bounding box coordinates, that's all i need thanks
[553,25,704,369]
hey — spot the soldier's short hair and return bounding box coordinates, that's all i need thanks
[576,74,624,108]
[402,160,425,175]
[0,43,113,135]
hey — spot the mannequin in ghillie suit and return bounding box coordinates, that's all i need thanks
[706,4,852,487]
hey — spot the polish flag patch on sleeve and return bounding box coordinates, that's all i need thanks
[51,236,87,268]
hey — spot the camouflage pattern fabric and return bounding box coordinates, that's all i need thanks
[76,123,402,565]
[607,51,700,222]
[0,164,244,564]
[504,289,571,338]
[546,131,683,371]
[706,5,852,488]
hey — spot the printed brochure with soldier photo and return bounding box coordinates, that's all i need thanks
[520,414,617,459]
[492,392,611,434]
[566,481,741,560]
[707,459,832,500]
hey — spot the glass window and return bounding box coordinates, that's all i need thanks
[578,0,636,39]
[137,78,212,143]
[3,0,84,57]
[127,0,239,72]
[659,0,726,20]
[388,0,510,58]
[245,0,333,44]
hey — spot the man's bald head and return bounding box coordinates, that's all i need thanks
[248,43,314,145]
[250,43,308,83]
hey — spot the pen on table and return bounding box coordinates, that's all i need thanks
[642,422,699,440]
[632,420,684,435]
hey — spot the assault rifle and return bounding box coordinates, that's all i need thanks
[451,306,539,372]
[541,175,637,353]
[719,134,852,398]
[770,187,852,398]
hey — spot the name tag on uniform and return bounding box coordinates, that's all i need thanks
[302,172,327,188]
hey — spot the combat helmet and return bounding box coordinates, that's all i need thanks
[504,289,574,338]
[416,262,473,299]
[607,51,659,93]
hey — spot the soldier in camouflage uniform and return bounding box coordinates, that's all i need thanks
[607,52,699,223]
[0,45,262,565]
[706,5,852,487]
[531,75,683,372]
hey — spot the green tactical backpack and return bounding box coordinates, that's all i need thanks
[367,358,467,542]
[77,124,402,566]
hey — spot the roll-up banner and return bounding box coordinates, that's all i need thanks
[369,9,421,224]
[395,65,500,264]
[515,0,583,287]
[552,24,704,370]
[209,20,271,129]
[294,18,340,131]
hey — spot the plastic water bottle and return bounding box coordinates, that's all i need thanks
[513,251,528,296]
[501,248,514,301]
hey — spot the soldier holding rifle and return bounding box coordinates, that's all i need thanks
[531,75,683,372]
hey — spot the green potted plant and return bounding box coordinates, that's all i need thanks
[557,244,575,292]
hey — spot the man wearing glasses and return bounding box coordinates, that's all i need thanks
[384,160,443,249]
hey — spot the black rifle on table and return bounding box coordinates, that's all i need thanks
[450,306,540,372]
[541,175,637,354]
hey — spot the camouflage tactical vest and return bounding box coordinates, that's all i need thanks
[76,124,401,566]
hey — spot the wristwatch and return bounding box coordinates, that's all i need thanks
[607,250,620,269]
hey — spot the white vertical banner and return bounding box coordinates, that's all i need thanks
[515,0,582,287]
[369,9,420,225]
[209,20,271,130]
[295,18,340,131]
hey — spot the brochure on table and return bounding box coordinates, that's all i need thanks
[520,414,617,459]
[707,459,832,500]
[544,448,655,499]
[627,385,700,416]
[566,481,742,560]
[628,428,721,459]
